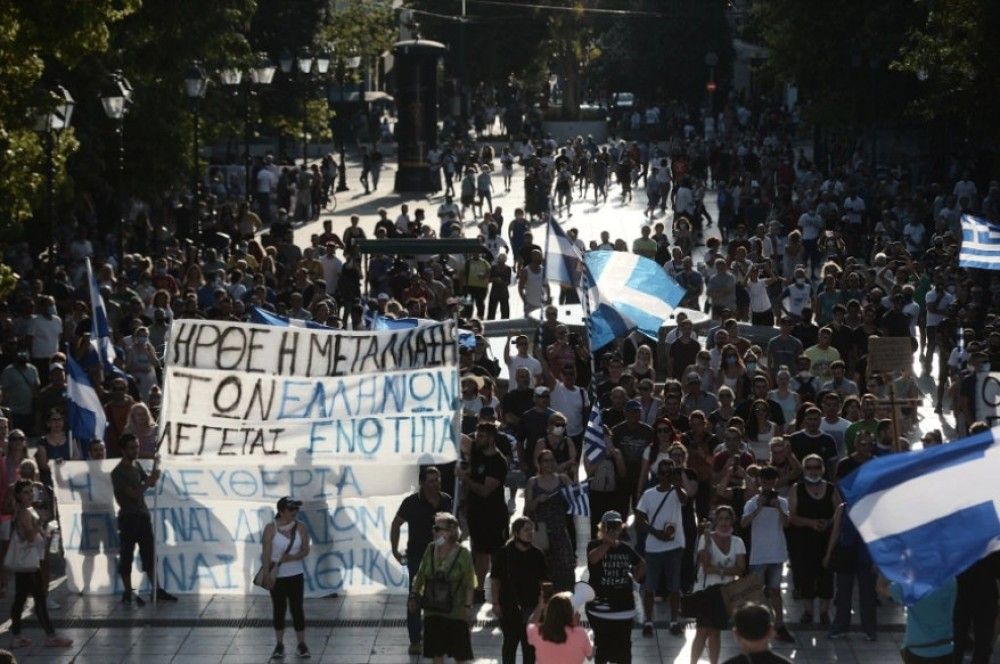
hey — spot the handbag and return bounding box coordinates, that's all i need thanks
[421,546,461,613]
[679,587,713,619]
[719,573,766,617]
[253,522,297,591]
[4,513,43,573]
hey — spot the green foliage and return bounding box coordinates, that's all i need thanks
[0,262,19,301]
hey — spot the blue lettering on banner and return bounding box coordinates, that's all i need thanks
[66,512,118,552]
[307,414,454,456]
[161,553,239,591]
[154,467,367,502]
[302,548,407,593]
[153,507,220,544]
[66,472,95,503]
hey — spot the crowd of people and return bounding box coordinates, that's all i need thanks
[0,89,999,663]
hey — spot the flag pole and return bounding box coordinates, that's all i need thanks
[451,312,463,517]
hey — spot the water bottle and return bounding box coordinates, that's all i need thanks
[48,527,61,555]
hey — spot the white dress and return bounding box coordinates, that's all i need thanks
[695,533,746,590]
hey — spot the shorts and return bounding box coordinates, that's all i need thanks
[694,584,730,631]
[644,548,683,595]
[467,507,508,554]
[750,563,783,589]
[423,615,474,660]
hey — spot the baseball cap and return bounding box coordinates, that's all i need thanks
[377,292,390,301]
[624,399,642,412]
[534,386,550,397]
[600,510,623,524]
[276,496,302,512]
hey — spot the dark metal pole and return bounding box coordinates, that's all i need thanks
[336,71,349,192]
[117,120,125,258]
[244,84,253,203]
[45,130,56,275]
[193,102,201,241]
[301,77,308,165]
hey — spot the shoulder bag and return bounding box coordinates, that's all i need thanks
[421,545,462,613]
[4,509,43,573]
[253,522,297,591]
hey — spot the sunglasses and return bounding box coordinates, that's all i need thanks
[432,525,451,532]
[804,465,823,471]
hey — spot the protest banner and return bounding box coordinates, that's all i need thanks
[55,460,417,596]
[160,365,459,461]
[166,318,458,377]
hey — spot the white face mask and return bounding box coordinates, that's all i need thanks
[804,474,823,484]
[795,278,806,286]
[434,535,446,547]
[979,363,991,374]
[552,426,565,436]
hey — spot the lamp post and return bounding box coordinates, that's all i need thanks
[184,63,209,239]
[35,85,75,274]
[222,54,275,204]
[336,53,361,193]
[100,71,133,259]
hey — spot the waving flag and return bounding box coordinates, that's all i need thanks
[583,251,685,348]
[560,480,591,517]
[86,258,122,377]
[66,353,107,457]
[960,214,1000,270]
[840,426,1000,604]
[250,306,332,330]
[544,218,583,286]
[583,408,607,463]
[358,304,477,349]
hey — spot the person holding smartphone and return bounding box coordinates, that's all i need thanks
[585,511,645,664]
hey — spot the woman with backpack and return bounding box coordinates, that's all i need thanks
[409,512,476,663]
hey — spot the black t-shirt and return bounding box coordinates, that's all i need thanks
[394,491,454,560]
[491,541,548,610]
[501,389,533,424]
[788,430,838,465]
[467,450,508,512]
[834,455,864,483]
[735,398,786,427]
[879,310,912,338]
[611,421,655,469]
[586,539,642,615]
[722,651,792,664]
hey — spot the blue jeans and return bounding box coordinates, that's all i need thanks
[407,557,422,644]
[832,565,877,635]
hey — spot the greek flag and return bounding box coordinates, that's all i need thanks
[250,306,332,330]
[960,214,1000,270]
[839,426,1000,604]
[66,353,107,457]
[86,258,121,376]
[560,480,590,517]
[584,251,685,349]
[583,408,607,463]
[544,218,583,286]
[359,304,476,349]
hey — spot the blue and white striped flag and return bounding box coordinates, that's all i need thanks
[86,258,121,377]
[544,218,583,286]
[66,353,107,458]
[250,305,333,329]
[560,480,590,517]
[840,426,1000,604]
[960,214,1000,270]
[583,251,685,349]
[583,408,607,463]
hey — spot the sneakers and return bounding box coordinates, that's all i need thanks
[155,588,178,602]
[642,622,653,637]
[297,642,310,658]
[408,642,422,655]
[669,622,684,636]
[271,642,285,660]
[774,625,796,643]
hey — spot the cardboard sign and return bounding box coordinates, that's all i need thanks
[867,337,913,373]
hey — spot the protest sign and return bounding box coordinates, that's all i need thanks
[55,460,417,596]
[867,337,914,374]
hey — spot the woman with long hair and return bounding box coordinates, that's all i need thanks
[689,505,747,664]
[526,590,593,664]
[715,344,750,402]
[525,450,575,591]
[636,418,677,499]
[261,496,311,659]
[8,479,72,649]
[410,512,476,664]
[745,398,779,461]
[627,345,655,382]
[123,402,157,459]
[36,409,71,461]
[533,413,577,477]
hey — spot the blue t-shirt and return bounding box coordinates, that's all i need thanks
[891,578,956,658]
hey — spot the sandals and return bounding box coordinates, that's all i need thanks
[11,636,32,649]
[45,635,74,648]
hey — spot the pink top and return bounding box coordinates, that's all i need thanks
[526,624,593,664]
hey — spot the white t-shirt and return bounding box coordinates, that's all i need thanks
[507,354,542,381]
[819,416,852,459]
[798,212,823,240]
[742,494,789,565]
[256,168,277,194]
[843,196,866,225]
[550,382,590,436]
[903,222,926,253]
[28,315,62,359]
[319,255,343,296]
[636,486,684,553]
[696,534,747,590]
[924,289,954,327]
[782,283,812,316]
[747,280,772,313]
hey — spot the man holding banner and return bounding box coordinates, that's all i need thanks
[111,433,176,605]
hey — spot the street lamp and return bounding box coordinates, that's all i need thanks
[336,52,361,192]
[223,54,275,206]
[35,85,75,273]
[184,63,209,238]
[100,71,133,258]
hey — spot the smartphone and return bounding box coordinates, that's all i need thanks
[541,582,554,602]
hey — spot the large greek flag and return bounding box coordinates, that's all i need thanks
[583,408,607,463]
[86,258,120,376]
[66,353,107,457]
[544,218,583,287]
[960,214,1000,270]
[839,426,1000,604]
[560,480,590,517]
[583,251,685,348]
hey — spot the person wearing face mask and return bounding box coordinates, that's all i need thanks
[491,517,548,664]
[525,450,575,592]
[787,454,839,625]
[780,269,813,322]
[532,414,578,477]
[409,512,477,664]
[124,327,159,403]
[690,505,748,664]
